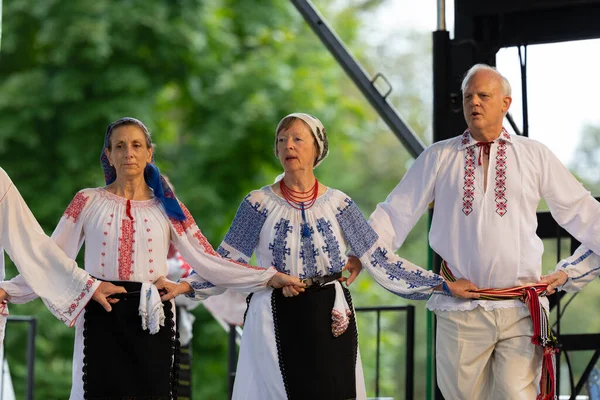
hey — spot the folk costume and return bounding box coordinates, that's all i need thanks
[185,114,444,400]
[369,128,600,399]
[3,118,277,400]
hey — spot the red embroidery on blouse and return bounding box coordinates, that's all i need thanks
[462,147,476,216]
[118,218,135,280]
[64,192,89,223]
[495,141,508,216]
[194,231,219,256]
[66,278,95,315]
[170,203,195,235]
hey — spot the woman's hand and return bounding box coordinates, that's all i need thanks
[436,279,481,299]
[92,282,127,312]
[539,270,568,295]
[268,273,306,297]
[155,276,193,301]
[339,256,362,286]
[0,288,9,303]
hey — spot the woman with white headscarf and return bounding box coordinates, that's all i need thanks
[179,113,475,400]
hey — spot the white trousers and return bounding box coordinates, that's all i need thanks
[435,305,542,400]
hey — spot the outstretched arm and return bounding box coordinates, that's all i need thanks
[0,172,103,326]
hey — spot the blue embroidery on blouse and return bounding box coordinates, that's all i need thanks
[222,196,268,258]
[371,247,442,289]
[559,249,593,268]
[558,249,599,281]
[217,246,230,258]
[317,218,344,274]
[190,281,215,290]
[389,290,429,300]
[336,198,378,258]
[299,224,320,279]
[185,280,216,299]
[269,218,292,274]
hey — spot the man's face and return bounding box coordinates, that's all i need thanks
[463,70,512,136]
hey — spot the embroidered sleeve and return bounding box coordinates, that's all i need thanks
[554,244,600,292]
[337,197,443,300]
[52,190,90,258]
[217,195,268,262]
[367,145,439,252]
[180,271,226,301]
[169,200,276,295]
[0,177,100,327]
[540,144,600,255]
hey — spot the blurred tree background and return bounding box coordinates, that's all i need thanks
[2,0,599,399]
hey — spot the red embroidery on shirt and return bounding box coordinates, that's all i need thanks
[118,219,134,280]
[495,141,508,216]
[64,192,89,223]
[66,279,95,315]
[462,146,476,216]
[170,203,195,235]
[461,130,471,146]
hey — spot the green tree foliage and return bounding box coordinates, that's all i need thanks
[1,0,435,398]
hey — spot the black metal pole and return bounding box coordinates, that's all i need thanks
[26,318,36,400]
[432,27,450,400]
[375,310,381,398]
[228,324,237,400]
[290,0,426,158]
[406,305,415,400]
[572,350,600,398]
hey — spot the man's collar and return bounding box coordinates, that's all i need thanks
[458,127,512,150]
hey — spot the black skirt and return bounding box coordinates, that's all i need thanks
[271,284,358,400]
[82,280,179,400]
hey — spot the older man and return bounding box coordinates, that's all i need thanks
[358,64,600,399]
[0,167,124,343]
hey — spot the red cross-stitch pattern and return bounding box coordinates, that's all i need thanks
[118,219,134,280]
[64,192,89,223]
[494,141,508,216]
[170,203,195,235]
[462,147,476,216]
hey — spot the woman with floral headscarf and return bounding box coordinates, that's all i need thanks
[3,117,304,400]
[177,113,476,400]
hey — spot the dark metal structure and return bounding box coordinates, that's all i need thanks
[290,0,426,159]
[1,316,36,400]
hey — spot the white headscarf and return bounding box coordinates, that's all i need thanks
[275,113,329,169]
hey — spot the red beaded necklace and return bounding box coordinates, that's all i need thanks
[279,178,319,210]
[279,178,319,237]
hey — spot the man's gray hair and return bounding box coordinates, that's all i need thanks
[461,64,512,97]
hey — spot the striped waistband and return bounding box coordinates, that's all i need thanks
[440,260,559,400]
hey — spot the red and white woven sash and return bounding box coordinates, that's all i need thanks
[441,261,559,400]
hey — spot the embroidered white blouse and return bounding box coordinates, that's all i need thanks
[0,167,99,327]
[185,186,443,300]
[3,187,277,310]
[368,129,600,311]
[3,186,277,399]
